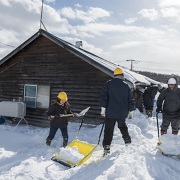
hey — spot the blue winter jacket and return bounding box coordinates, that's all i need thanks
[100,77,135,119]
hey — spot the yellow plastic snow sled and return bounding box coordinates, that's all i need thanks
[52,139,98,167]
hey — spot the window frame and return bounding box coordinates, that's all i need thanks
[24,84,50,109]
[24,84,37,108]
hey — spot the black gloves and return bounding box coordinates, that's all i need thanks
[156,108,162,113]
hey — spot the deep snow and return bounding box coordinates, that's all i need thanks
[0,108,179,180]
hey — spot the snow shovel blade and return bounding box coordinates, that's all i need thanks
[77,107,90,117]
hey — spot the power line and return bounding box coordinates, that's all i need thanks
[0,42,15,48]
[126,59,140,71]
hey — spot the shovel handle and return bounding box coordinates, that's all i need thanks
[156,113,160,138]
[60,114,74,117]
[50,114,74,119]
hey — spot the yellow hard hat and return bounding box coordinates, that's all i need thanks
[57,91,68,101]
[113,67,123,76]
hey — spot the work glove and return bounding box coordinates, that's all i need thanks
[101,107,106,117]
[73,113,78,117]
[128,111,133,119]
[156,108,162,113]
[48,115,54,120]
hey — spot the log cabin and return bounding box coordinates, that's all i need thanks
[0,29,150,127]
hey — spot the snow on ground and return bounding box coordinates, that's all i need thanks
[0,109,180,180]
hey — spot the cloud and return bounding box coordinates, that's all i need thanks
[158,0,180,20]
[54,35,103,56]
[75,4,82,8]
[0,28,18,56]
[124,18,138,25]
[112,41,143,50]
[158,0,180,7]
[161,7,179,17]
[138,8,159,21]
[88,7,111,19]
[0,0,11,6]
[45,0,56,3]
[73,22,166,39]
[59,6,111,23]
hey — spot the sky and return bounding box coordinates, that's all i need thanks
[0,0,180,76]
[0,107,180,180]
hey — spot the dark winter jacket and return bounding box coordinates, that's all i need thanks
[156,80,180,119]
[143,85,164,110]
[100,77,135,119]
[47,102,72,128]
[133,88,144,112]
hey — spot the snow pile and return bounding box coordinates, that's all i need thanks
[0,148,16,159]
[159,134,180,155]
[55,146,84,164]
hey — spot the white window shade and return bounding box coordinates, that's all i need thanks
[37,85,50,108]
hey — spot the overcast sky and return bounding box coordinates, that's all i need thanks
[0,0,180,76]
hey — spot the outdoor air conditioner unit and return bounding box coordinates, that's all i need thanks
[0,101,26,118]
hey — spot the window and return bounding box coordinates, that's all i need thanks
[24,84,50,108]
[37,85,50,108]
[24,85,37,108]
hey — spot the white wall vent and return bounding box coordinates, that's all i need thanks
[75,41,83,48]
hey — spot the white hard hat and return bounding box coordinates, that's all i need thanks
[167,78,176,85]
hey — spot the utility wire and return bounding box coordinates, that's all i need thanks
[0,42,15,48]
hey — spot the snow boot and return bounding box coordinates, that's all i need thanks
[172,131,178,135]
[161,130,167,135]
[63,138,68,147]
[46,138,52,146]
[146,110,152,117]
[124,136,131,145]
[103,145,110,156]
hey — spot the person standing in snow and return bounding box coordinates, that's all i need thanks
[100,67,136,155]
[46,91,76,147]
[133,87,144,113]
[143,83,164,117]
[156,77,180,135]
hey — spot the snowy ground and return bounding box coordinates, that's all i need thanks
[0,110,180,180]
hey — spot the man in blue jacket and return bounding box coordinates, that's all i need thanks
[100,67,136,155]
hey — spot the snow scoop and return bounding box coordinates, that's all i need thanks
[51,108,105,168]
[157,148,180,158]
[76,106,90,117]
[51,139,97,167]
[156,113,180,158]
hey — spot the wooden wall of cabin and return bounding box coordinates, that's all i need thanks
[0,35,110,127]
